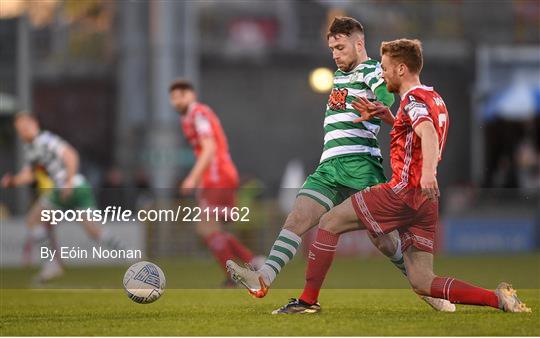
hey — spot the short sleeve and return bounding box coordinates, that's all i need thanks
[40,132,67,156]
[364,63,385,92]
[404,95,433,128]
[194,113,213,137]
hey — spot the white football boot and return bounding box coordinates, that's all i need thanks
[226,260,268,298]
[36,259,64,283]
[495,282,531,312]
[420,295,456,312]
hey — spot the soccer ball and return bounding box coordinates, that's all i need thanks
[123,261,166,304]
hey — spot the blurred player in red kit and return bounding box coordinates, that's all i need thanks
[169,79,262,286]
[273,39,531,314]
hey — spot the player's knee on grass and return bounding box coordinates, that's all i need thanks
[403,247,436,295]
[406,268,434,296]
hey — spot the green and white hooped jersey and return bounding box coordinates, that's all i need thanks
[321,58,385,163]
[24,131,85,188]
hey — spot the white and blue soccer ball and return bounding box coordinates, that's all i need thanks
[123,261,166,304]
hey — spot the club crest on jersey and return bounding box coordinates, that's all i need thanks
[328,88,348,111]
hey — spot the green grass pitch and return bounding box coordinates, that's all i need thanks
[1,254,539,336]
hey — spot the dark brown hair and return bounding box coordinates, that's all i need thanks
[326,17,364,39]
[169,79,194,92]
[380,39,423,74]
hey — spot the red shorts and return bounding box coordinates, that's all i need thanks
[198,165,238,219]
[351,183,438,253]
[197,187,236,209]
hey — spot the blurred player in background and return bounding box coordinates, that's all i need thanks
[227,17,453,312]
[1,112,124,282]
[21,167,55,266]
[169,79,262,286]
[277,38,531,314]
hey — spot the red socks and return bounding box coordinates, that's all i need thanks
[204,231,254,272]
[297,229,501,309]
[430,276,499,308]
[299,229,340,305]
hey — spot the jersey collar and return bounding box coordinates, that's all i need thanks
[400,84,433,99]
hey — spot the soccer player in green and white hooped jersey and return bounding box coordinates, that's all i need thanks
[320,59,387,164]
[226,17,454,313]
[1,112,124,282]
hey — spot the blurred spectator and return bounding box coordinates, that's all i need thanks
[484,118,539,189]
[133,167,154,210]
[516,137,540,189]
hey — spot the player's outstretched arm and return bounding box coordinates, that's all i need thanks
[374,85,395,125]
[414,121,440,201]
[351,97,394,125]
[1,166,34,188]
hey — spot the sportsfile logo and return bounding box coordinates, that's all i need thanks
[40,205,251,225]
[41,206,143,225]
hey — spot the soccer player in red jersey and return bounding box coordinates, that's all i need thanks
[169,79,260,286]
[274,39,530,313]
